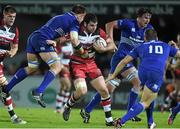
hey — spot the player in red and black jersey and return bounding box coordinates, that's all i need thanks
[62,13,116,126]
[55,35,73,113]
[0,5,26,124]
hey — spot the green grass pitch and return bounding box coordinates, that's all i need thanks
[0,108,179,128]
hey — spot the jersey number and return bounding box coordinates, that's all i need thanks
[149,45,163,54]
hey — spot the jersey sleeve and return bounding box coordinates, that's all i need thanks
[99,28,107,40]
[12,27,19,44]
[70,20,80,32]
[169,45,178,57]
[117,19,129,29]
[128,46,140,59]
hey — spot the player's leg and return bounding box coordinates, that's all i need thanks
[63,63,87,121]
[0,63,26,124]
[90,75,113,126]
[32,51,62,108]
[56,66,71,113]
[82,55,121,118]
[168,102,180,125]
[83,79,118,113]
[115,86,157,128]
[168,86,180,125]
[114,70,162,128]
[0,34,39,95]
[0,53,38,96]
[121,67,142,121]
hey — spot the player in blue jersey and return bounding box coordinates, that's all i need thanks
[80,8,154,127]
[0,5,86,108]
[168,102,180,125]
[106,29,180,129]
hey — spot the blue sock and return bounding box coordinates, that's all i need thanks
[35,70,55,93]
[121,102,144,124]
[127,88,138,110]
[85,92,101,113]
[5,68,28,93]
[173,103,180,116]
[146,101,154,125]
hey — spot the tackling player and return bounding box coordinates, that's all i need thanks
[106,29,180,129]
[0,5,86,108]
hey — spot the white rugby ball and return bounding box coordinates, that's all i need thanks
[95,37,107,47]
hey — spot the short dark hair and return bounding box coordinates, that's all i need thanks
[3,5,16,14]
[71,4,86,14]
[83,13,97,24]
[137,8,152,17]
[145,29,157,41]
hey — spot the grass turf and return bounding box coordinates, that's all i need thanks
[0,108,179,128]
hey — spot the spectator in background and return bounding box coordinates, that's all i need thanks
[0,5,26,124]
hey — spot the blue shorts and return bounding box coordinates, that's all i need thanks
[138,67,163,93]
[26,32,55,54]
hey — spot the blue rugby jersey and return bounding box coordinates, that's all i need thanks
[35,12,80,40]
[129,40,178,73]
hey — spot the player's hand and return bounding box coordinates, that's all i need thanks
[93,43,106,53]
[46,40,57,47]
[168,40,178,48]
[80,50,89,58]
[105,74,116,83]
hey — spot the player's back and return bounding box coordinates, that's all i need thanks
[35,12,79,40]
[137,40,177,73]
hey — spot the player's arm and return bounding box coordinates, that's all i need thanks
[70,31,88,58]
[9,27,19,57]
[105,20,118,51]
[9,43,18,57]
[106,55,133,82]
[93,29,116,53]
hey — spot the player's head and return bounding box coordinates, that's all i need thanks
[83,13,98,33]
[144,29,158,42]
[136,8,152,28]
[72,4,86,24]
[3,5,16,27]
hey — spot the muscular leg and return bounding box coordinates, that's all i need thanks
[90,76,113,124]
[3,53,38,93]
[119,86,157,125]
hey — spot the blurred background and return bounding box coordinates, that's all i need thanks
[0,0,180,110]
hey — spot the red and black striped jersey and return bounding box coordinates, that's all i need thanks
[0,20,19,51]
[71,27,107,64]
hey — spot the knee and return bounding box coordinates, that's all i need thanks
[26,67,37,74]
[50,62,62,75]
[75,80,87,96]
[99,87,109,98]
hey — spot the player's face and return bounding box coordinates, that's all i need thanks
[3,12,16,27]
[137,13,151,28]
[85,21,97,33]
[76,13,86,24]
